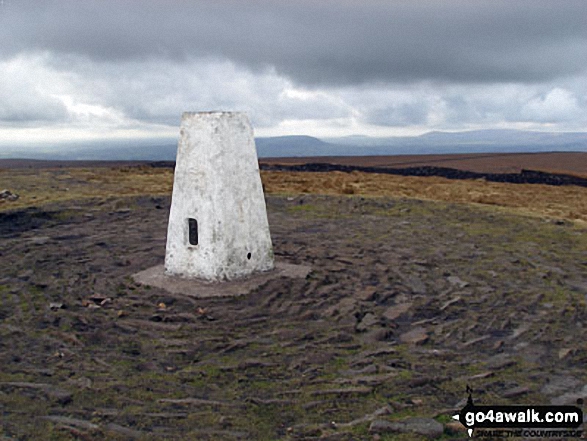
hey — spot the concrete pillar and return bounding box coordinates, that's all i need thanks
[165,112,274,281]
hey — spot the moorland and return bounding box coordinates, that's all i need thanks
[0,153,586,440]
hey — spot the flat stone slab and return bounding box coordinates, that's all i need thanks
[132,262,311,298]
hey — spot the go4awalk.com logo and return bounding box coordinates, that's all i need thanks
[452,387,583,438]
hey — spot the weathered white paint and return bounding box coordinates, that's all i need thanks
[165,112,274,281]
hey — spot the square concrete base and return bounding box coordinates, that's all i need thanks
[132,262,311,298]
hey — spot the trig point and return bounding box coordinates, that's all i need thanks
[164,111,274,281]
[133,111,309,297]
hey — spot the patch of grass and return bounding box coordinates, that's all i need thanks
[0,166,174,212]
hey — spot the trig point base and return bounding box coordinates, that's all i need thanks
[165,111,274,281]
[133,262,311,298]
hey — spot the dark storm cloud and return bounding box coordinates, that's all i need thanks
[1,0,585,86]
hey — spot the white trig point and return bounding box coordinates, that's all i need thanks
[164,111,274,281]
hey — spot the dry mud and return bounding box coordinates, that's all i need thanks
[1,194,586,440]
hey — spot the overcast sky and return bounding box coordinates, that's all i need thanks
[0,0,586,144]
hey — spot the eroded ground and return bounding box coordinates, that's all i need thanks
[1,191,586,440]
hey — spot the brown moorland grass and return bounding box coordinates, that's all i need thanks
[262,170,587,226]
[0,166,174,210]
[1,165,586,226]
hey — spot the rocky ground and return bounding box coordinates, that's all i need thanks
[0,192,586,440]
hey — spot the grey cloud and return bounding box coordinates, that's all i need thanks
[0,60,68,124]
[440,85,586,126]
[1,0,585,86]
[364,102,429,126]
[0,103,67,124]
[23,55,351,129]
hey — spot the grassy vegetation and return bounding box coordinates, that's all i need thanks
[1,165,586,227]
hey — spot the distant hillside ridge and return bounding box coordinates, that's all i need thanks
[0,130,585,160]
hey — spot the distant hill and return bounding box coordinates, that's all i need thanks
[255,136,353,157]
[323,130,587,155]
[0,139,179,161]
[0,130,585,160]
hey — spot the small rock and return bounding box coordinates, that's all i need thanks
[468,371,495,380]
[550,384,587,405]
[323,297,356,318]
[287,424,322,438]
[0,189,19,201]
[492,340,504,350]
[356,313,379,332]
[447,276,469,288]
[359,328,391,343]
[567,280,587,294]
[310,387,372,396]
[17,269,34,281]
[350,374,397,387]
[445,421,467,435]
[405,276,426,295]
[485,353,515,370]
[541,375,582,397]
[558,348,575,359]
[237,359,275,370]
[104,423,143,439]
[88,293,108,303]
[67,376,93,389]
[325,331,353,344]
[440,296,461,311]
[510,324,531,339]
[357,286,377,301]
[400,327,428,345]
[369,420,395,433]
[49,302,65,311]
[369,418,443,438]
[342,365,378,376]
[3,382,72,405]
[514,343,546,363]
[461,335,491,348]
[502,386,531,398]
[453,397,469,409]
[28,236,51,245]
[42,416,98,431]
[355,347,397,360]
[382,303,412,321]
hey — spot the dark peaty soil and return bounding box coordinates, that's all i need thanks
[0,195,586,440]
[260,152,587,177]
[260,163,587,188]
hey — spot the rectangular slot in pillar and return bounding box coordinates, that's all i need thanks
[188,218,198,246]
